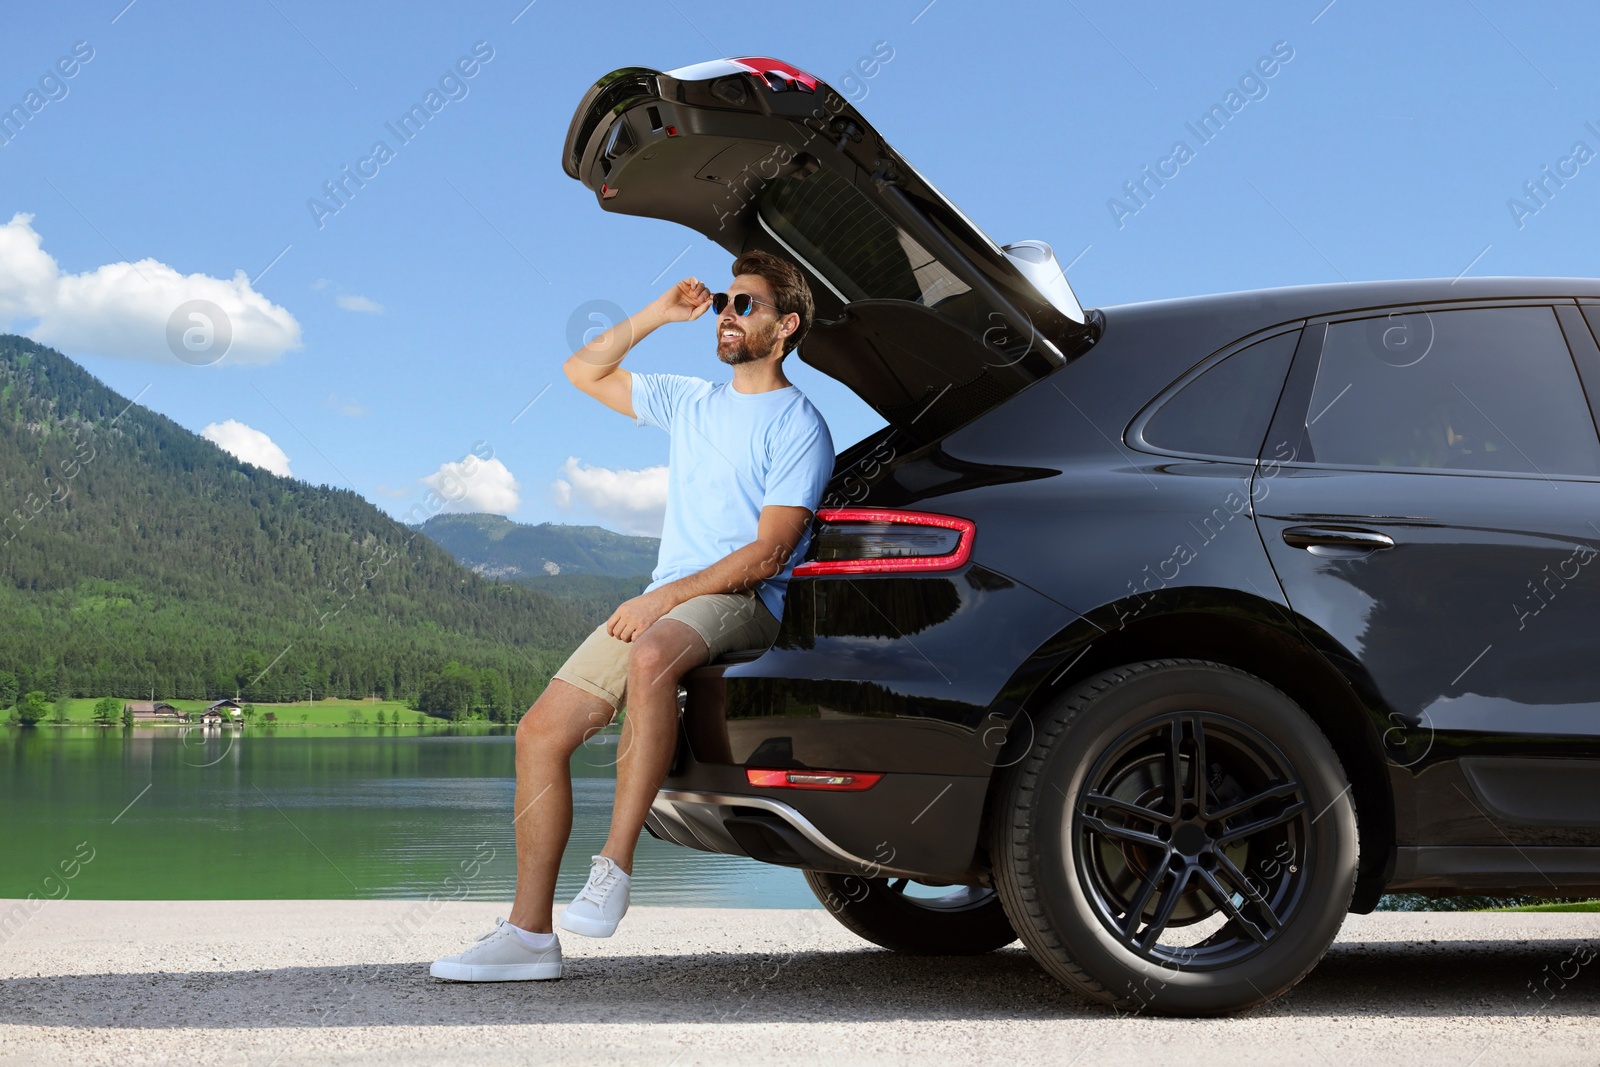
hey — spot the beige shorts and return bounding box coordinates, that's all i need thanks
[551,590,779,712]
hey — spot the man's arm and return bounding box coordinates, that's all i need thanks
[563,277,713,418]
[604,504,812,642]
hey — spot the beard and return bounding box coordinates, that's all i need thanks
[717,317,779,365]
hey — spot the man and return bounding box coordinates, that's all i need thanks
[431,250,834,981]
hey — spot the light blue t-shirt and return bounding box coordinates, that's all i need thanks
[632,372,834,621]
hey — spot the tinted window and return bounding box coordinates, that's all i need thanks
[1301,306,1600,475]
[1142,331,1298,458]
[760,168,971,308]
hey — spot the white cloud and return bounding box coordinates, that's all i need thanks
[324,392,368,417]
[201,420,293,477]
[422,455,521,515]
[552,456,668,537]
[0,213,301,364]
[335,293,383,314]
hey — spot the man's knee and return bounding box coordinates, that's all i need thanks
[515,685,611,760]
[625,639,678,689]
[627,626,703,690]
[514,706,557,760]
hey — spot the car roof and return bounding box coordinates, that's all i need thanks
[1057,277,1600,410]
[1098,276,1600,331]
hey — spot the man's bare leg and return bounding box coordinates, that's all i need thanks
[601,619,709,874]
[506,678,617,933]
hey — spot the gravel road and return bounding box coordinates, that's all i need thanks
[1,900,1595,1065]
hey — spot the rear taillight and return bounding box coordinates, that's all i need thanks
[792,508,975,576]
[745,768,883,791]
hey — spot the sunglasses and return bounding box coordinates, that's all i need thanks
[711,292,780,317]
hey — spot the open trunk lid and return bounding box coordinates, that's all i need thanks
[563,57,1099,442]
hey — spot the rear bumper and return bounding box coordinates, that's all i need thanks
[647,789,923,878]
[647,761,991,882]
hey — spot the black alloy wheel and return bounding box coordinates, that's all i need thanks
[804,870,1018,955]
[1078,710,1311,968]
[991,659,1357,1015]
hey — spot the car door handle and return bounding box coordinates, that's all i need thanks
[1281,525,1396,557]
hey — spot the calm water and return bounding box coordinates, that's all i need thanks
[0,725,816,908]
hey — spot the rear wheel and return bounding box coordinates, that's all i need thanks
[804,870,1017,954]
[991,659,1357,1015]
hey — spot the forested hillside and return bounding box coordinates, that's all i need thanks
[0,334,596,716]
[418,513,658,580]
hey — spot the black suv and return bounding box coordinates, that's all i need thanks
[563,57,1600,1015]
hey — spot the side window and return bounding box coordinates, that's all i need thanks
[1141,331,1299,459]
[1301,306,1600,476]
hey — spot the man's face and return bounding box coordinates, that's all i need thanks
[716,275,786,366]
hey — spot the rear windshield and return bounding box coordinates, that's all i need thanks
[758,168,972,311]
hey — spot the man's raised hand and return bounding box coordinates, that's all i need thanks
[654,276,713,324]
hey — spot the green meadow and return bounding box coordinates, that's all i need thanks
[31,696,435,726]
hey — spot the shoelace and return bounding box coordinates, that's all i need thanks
[475,917,510,942]
[576,857,623,908]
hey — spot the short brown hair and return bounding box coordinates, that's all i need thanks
[731,249,813,357]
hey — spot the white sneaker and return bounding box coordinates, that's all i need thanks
[429,917,562,981]
[558,855,630,937]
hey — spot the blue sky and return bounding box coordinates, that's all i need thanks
[3,0,1597,536]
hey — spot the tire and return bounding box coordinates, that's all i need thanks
[804,870,1018,955]
[990,659,1357,1016]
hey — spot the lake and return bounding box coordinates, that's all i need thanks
[0,725,817,908]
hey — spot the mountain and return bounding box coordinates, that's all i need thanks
[0,334,597,717]
[417,513,658,580]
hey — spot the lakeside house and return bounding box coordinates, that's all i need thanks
[123,701,180,722]
[199,700,244,726]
